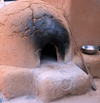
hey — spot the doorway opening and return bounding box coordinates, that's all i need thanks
[40,43,57,64]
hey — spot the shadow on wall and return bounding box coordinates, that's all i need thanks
[42,0,100,47]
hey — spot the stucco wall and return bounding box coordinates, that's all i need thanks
[42,0,100,47]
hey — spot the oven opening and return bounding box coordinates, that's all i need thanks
[40,43,57,64]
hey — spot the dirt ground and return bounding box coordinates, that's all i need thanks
[1,79,100,103]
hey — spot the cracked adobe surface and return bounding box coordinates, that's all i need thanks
[0,0,73,68]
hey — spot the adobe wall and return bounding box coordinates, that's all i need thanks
[42,0,100,47]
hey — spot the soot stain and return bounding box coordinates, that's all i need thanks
[29,14,70,60]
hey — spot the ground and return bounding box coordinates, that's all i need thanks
[1,79,100,103]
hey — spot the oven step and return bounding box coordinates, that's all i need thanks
[0,62,90,102]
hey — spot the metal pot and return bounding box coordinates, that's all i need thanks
[81,45,100,55]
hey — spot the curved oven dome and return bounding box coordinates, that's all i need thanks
[0,0,74,68]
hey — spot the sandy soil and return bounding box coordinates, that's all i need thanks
[1,79,100,103]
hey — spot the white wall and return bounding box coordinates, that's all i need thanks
[0,0,4,8]
[0,0,14,9]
